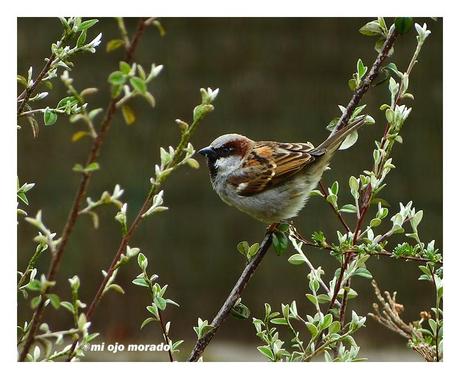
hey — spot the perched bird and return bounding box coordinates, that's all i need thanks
[198,116,369,224]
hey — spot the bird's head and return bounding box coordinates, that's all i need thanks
[198,134,253,178]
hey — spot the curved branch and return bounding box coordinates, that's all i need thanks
[187,23,399,364]
[188,226,276,362]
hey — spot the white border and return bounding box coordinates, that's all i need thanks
[3,0,458,377]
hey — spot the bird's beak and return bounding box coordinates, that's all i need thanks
[197,146,216,159]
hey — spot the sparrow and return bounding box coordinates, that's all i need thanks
[198,116,368,224]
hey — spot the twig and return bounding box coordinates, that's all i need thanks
[158,312,174,362]
[318,181,351,233]
[333,29,398,133]
[18,55,56,114]
[18,18,148,362]
[64,79,215,362]
[188,23,399,363]
[188,226,276,362]
[325,27,399,322]
[368,279,437,362]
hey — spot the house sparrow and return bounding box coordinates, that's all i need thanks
[198,116,368,224]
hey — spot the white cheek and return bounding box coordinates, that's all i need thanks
[214,156,241,176]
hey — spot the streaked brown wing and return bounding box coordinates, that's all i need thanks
[229,142,317,196]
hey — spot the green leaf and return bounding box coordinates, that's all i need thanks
[140,317,155,330]
[60,301,74,314]
[306,293,318,306]
[27,279,41,292]
[306,322,318,337]
[17,74,28,87]
[317,294,331,303]
[77,30,87,48]
[107,284,125,294]
[48,294,60,309]
[152,20,166,37]
[129,77,147,94]
[77,19,99,31]
[106,39,125,53]
[331,181,339,196]
[108,71,126,86]
[57,96,78,109]
[230,302,251,319]
[121,104,136,125]
[165,298,180,307]
[353,268,373,279]
[288,253,306,265]
[370,218,381,227]
[329,320,341,334]
[171,340,184,352]
[340,204,357,213]
[43,108,57,126]
[395,17,413,34]
[137,253,148,270]
[359,20,385,37]
[270,317,289,325]
[132,278,149,287]
[247,243,260,258]
[72,131,90,142]
[357,59,367,79]
[154,296,167,311]
[31,295,42,309]
[321,314,333,330]
[272,232,289,256]
[119,61,131,74]
[147,304,159,318]
[339,130,358,150]
[348,78,357,91]
[257,346,275,361]
[85,162,100,172]
[237,241,249,255]
[17,191,29,205]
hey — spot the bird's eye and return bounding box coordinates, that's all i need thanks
[220,146,234,156]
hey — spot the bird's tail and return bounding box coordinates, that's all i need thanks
[309,115,368,156]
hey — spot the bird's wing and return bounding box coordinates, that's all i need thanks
[228,141,318,196]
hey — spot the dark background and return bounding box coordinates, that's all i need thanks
[17,18,442,361]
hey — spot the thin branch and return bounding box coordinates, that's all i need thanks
[64,79,215,362]
[319,181,351,233]
[18,54,56,114]
[187,23,399,363]
[158,312,174,362]
[333,28,398,133]
[188,225,277,362]
[325,26,399,322]
[18,18,148,362]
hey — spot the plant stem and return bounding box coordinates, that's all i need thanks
[188,24,399,363]
[319,181,351,233]
[329,28,398,324]
[158,311,174,362]
[338,30,427,329]
[17,18,148,362]
[65,85,215,362]
[188,225,277,362]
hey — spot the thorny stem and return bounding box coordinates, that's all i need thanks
[18,18,149,362]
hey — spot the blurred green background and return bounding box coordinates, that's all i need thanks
[17,18,442,361]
